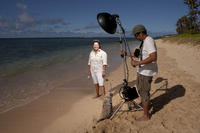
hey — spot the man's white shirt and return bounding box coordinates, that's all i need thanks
[138,36,158,76]
[88,49,107,73]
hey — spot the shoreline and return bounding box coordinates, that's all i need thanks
[0,40,137,114]
[0,60,123,133]
[0,88,91,133]
[2,38,200,133]
[0,41,137,133]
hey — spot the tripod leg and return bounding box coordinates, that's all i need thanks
[110,101,125,120]
[132,101,143,111]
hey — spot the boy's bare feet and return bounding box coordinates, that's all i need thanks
[92,94,101,99]
[136,115,150,121]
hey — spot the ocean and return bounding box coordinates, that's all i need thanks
[0,37,139,113]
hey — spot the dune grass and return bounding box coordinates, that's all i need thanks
[162,33,200,45]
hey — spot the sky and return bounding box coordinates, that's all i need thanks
[0,0,188,38]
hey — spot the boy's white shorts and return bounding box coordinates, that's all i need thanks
[91,72,104,86]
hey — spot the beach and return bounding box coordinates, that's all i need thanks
[0,37,133,114]
[90,39,200,133]
[0,38,200,133]
[0,38,136,133]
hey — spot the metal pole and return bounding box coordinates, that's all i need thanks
[110,100,126,120]
[119,32,127,81]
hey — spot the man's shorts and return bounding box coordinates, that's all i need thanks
[136,73,153,102]
[91,72,104,86]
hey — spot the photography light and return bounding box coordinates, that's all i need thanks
[97,12,143,120]
[97,13,117,34]
[97,12,135,82]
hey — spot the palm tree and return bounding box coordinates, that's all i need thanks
[176,15,192,33]
[183,0,200,33]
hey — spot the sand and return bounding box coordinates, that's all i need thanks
[90,39,200,133]
[0,39,200,133]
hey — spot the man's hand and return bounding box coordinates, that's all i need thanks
[120,50,126,57]
[131,60,140,66]
[102,71,106,78]
[88,70,91,76]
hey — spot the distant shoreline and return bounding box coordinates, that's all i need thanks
[0,36,137,40]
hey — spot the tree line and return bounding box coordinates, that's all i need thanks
[176,0,200,34]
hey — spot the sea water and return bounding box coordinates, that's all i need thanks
[0,37,139,113]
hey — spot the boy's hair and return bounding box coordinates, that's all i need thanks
[93,39,101,49]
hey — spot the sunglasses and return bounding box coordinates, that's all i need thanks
[135,32,140,37]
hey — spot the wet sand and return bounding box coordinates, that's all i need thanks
[0,88,91,133]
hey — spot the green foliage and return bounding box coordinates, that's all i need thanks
[176,0,200,34]
[162,33,200,45]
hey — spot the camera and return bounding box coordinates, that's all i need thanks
[134,48,140,58]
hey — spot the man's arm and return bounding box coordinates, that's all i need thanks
[88,65,91,75]
[102,65,106,77]
[103,65,106,71]
[88,52,91,75]
[120,50,135,57]
[131,52,157,66]
[140,52,157,64]
[102,52,107,77]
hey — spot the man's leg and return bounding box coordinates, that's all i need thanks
[136,74,152,121]
[91,72,100,98]
[99,86,105,96]
[93,84,100,98]
[143,102,149,118]
[136,102,150,121]
[97,72,105,96]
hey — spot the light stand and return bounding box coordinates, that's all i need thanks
[97,12,143,120]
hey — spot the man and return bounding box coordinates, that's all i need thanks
[121,25,158,121]
[88,40,107,98]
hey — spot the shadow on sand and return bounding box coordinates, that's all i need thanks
[108,77,186,117]
[150,77,186,116]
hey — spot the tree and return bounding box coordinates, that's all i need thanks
[176,16,191,33]
[176,0,200,33]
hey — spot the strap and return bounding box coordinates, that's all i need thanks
[139,41,143,68]
[139,41,143,61]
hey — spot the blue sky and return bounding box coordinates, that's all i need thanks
[0,0,188,38]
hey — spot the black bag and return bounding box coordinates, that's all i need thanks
[122,86,139,101]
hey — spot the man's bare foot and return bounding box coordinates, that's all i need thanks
[136,115,150,121]
[92,95,101,99]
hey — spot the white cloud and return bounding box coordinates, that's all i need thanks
[14,3,70,31]
[0,16,10,28]
[71,29,87,34]
[85,24,99,29]
[16,3,27,11]
[0,3,99,37]
[17,12,35,24]
[36,18,70,25]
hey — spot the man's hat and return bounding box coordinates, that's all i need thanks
[132,25,146,35]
